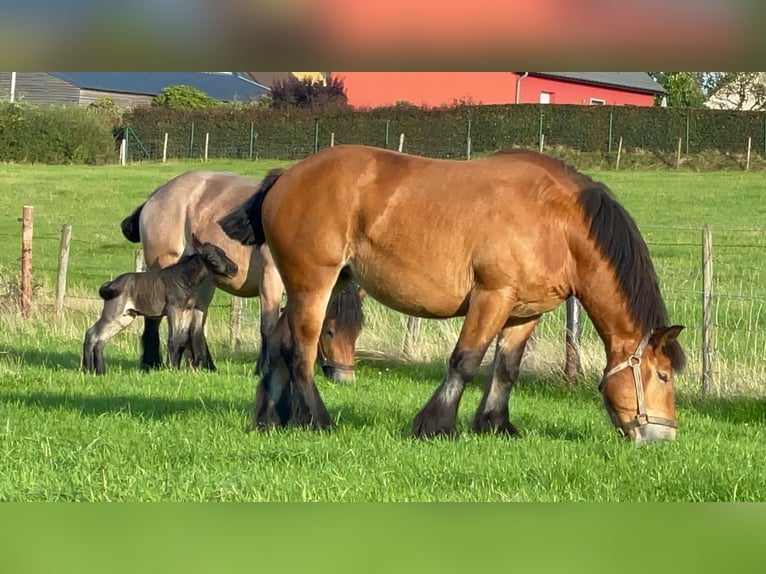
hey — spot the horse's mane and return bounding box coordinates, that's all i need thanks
[578,180,686,372]
[327,281,364,336]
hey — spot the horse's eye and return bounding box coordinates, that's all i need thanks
[324,329,335,338]
[657,371,669,383]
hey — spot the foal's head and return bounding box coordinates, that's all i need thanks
[197,242,239,279]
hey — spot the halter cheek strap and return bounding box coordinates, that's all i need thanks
[601,331,677,437]
[317,338,355,374]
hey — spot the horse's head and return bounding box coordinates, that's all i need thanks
[317,283,365,382]
[599,326,684,444]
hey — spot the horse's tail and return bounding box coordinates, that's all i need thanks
[98,278,123,301]
[120,202,145,243]
[218,169,285,246]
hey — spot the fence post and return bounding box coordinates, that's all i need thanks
[330,132,335,147]
[608,110,613,153]
[162,132,168,163]
[134,249,145,273]
[314,121,320,153]
[403,316,421,358]
[746,136,752,171]
[466,118,472,161]
[54,224,72,319]
[119,138,127,166]
[676,137,682,169]
[385,119,390,148]
[564,296,581,380]
[702,225,715,395]
[204,133,210,162]
[249,123,255,160]
[615,136,623,169]
[230,296,242,350]
[20,206,33,318]
[398,133,405,153]
[189,121,195,158]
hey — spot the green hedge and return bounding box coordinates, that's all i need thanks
[0,103,116,164]
[123,104,766,162]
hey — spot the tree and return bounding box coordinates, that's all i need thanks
[152,85,220,109]
[650,72,706,107]
[707,73,766,111]
[270,75,348,110]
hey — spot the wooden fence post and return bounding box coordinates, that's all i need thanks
[54,224,72,319]
[162,132,169,163]
[615,136,623,170]
[746,136,752,171]
[564,296,582,380]
[204,133,210,162]
[134,249,145,273]
[403,316,421,358]
[702,225,715,395]
[676,137,682,169]
[119,138,127,166]
[20,206,33,318]
[398,133,405,153]
[330,132,335,147]
[230,296,242,351]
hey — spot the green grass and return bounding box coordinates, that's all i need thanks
[0,160,765,501]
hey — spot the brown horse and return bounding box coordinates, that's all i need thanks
[120,170,363,381]
[220,145,685,444]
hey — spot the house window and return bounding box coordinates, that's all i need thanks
[540,91,553,104]
[589,97,606,105]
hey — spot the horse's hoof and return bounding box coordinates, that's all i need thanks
[472,414,521,438]
[411,417,458,440]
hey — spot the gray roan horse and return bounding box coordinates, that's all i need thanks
[220,145,685,444]
[120,170,363,381]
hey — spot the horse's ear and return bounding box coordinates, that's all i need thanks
[651,325,684,348]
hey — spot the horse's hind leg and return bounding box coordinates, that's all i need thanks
[472,316,540,437]
[252,311,292,430]
[168,308,194,369]
[412,289,513,439]
[83,313,135,375]
[256,244,285,375]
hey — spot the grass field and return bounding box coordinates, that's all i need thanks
[0,159,765,501]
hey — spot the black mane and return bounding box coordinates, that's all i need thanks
[327,281,364,336]
[578,180,686,372]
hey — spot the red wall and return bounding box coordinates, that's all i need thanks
[333,72,655,108]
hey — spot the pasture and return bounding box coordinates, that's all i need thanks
[0,159,764,501]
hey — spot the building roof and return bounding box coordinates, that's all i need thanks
[49,72,269,102]
[239,72,296,88]
[530,72,665,95]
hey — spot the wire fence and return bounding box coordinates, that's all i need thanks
[1,197,764,398]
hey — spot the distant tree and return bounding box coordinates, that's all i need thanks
[708,72,766,110]
[152,85,220,109]
[270,75,348,110]
[650,72,706,107]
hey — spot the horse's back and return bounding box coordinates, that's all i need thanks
[263,145,586,318]
[139,171,266,296]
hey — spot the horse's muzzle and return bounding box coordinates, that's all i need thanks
[631,423,677,445]
[322,365,355,383]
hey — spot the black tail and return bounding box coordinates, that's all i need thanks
[120,202,145,243]
[218,169,284,246]
[98,279,123,301]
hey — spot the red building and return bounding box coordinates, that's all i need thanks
[332,72,663,109]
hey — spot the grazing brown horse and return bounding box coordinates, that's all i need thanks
[220,145,685,444]
[120,170,363,381]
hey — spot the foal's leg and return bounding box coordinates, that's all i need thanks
[83,313,136,375]
[256,244,285,375]
[168,307,194,369]
[189,279,216,370]
[473,316,540,437]
[412,289,512,439]
[140,317,163,370]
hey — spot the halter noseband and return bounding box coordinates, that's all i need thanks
[600,331,677,437]
[317,338,355,374]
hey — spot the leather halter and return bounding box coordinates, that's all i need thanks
[317,338,355,374]
[600,331,677,437]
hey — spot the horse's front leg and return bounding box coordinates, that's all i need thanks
[256,244,285,376]
[189,279,216,370]
[472,316,540,437]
